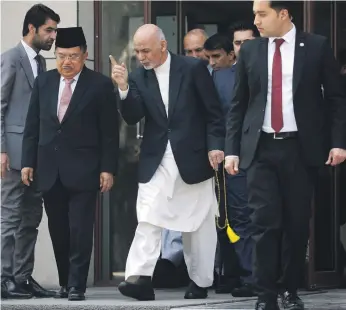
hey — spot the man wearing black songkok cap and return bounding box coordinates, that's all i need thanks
[21,27,119,301]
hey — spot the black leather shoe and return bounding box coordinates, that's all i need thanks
[68,287,85,301]
[232,283,257,297]
[184,281,208,299]
[255,299,280,310]
[1,279,32,299]
[19,277,56,298]
[54,286,68,298]
[215,276,240,294]
[118,276,155,301]
[279,291,304,310]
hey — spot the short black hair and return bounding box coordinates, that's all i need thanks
[228,21,260,40]
[269,1,293,18]
[22,4,60,36]
[204,34,233,54]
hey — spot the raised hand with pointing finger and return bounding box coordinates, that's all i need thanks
[109,55,128,91]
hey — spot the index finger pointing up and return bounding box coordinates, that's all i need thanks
[109,55,118,67]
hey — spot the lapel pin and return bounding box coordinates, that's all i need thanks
[299,43,304,47]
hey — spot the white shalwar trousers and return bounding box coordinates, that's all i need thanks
[125,207,217,288]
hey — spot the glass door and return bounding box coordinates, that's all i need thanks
[94,0,146,284]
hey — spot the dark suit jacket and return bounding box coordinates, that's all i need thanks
[225,32,346,169]
[22,66,119,192]
[213,65,237,119]
[119,53,225,184]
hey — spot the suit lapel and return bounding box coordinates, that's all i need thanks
[168,54,184,121]
[293,32,306,96]
[259,38,269,104]
[49,70,61,124]
[17,43,35,88]
[61,66,89,124]
[144,69,167,119]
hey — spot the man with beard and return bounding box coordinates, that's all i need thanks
[1,4,60,299]
[111,24,224,301]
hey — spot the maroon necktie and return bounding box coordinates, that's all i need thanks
[271,38,285,133]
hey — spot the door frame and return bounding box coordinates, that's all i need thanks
[305,0,341,290]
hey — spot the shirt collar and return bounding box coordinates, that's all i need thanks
[60,70,82,83]
[154,52,171,74]
[269,23,296,44]
[21,40,38,61]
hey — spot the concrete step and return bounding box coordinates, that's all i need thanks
[1,288,345,310]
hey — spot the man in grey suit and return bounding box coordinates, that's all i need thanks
[1,4,60,299]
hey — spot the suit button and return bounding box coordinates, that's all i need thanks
[54,146,58,151]
[57,129,61,134]
[168,129,171,133]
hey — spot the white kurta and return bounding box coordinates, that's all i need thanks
[135,53,218,232]
[120,53,218,287]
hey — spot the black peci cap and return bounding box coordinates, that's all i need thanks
[55,27,86,48]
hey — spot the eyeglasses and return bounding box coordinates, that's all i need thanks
[55,53,82,61]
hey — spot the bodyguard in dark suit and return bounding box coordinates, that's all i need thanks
[1,4,60,299]
[21,27,119,301]
[225,2,346,310]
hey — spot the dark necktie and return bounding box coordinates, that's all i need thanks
[34,54,43,75]
[271,38,285,133]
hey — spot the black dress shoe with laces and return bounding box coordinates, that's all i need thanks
[54,286,68,298]
[1,279,32,299]
[19,276,56,298]
[68,287,85,301]
[279,291,304,310]
[118,276,155,301]
[232,283,257,297]
[255,299,280,310]
[184,281,208,299]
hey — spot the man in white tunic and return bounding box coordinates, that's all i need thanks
[110,24,225,300]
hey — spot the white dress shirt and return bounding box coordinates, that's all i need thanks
[21,40,39,78]
[226,24,298,160]
[57,71,82,114]
[262,24,298,133]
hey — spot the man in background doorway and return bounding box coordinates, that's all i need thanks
[1,4,60,299]
[219,21,260,298]
[204,34,243,295]
[184,29,209,61]
[204,33,235,71]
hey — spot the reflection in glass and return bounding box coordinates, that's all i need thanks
[101,1,144,276]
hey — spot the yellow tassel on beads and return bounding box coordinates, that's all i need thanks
[226,224,240,243]
[215,161,240,244]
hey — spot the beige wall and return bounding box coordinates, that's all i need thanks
[1,0,95,288]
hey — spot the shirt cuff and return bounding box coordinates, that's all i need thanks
[225,155,239,160]
[118,86,129,100]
